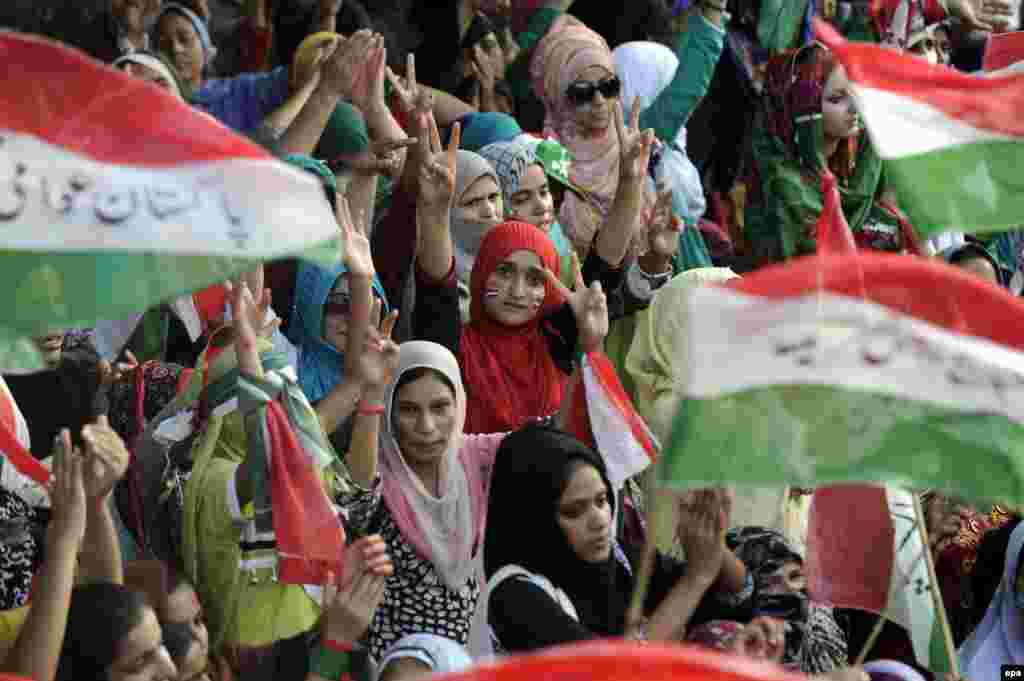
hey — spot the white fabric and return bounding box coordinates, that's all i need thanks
[612,41,706,223]
[0,377,46,508]
[581,354,655,491]
[377,633,474,679]
[923,230,966,257]
[959,521,1024,678]
[885,487,934,667]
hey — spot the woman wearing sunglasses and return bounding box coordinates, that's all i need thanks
[528,7,725,267]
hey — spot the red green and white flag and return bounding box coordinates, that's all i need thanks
[815,20,1024,237]
[0,33,340,369]
[661,252,1024,507]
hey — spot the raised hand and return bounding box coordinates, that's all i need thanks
[677,488,729,582]
[387,54,434,119]
[338,195,376,279]
[471,43,499,94]
[337,137,417,179]
[225,279,269,379]
[544,265,609,354]
[321,535,393,644]
[80,415,130,503]
[646,184,682,260]
[291,34,339,92]
[616,96,656,180]
[48,429,87,551]
[353,299,400,391]
[349,33,389,116]
[320,30,375,99]
[417,115,460,210]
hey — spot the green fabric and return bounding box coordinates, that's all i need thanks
[663,384,1024,508]
[639,15,726,145]
[314,101,370,161]
[127,306,169,365]
[745,118,883,259]
[506,7,562,103]
[882,140,1024,239]
[180,345,349,652]
[672,228,714,275]
[758,0,812,51]
[285,154,338,208]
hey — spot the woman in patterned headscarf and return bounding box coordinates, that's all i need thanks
[727,526,848,674]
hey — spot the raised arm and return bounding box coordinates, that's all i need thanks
[77,415,130,586]
[1,431,85,681]
[592,98,655,268]
[388,54,438,198]
[416,115,460,282]
[348,35,413,181]
[638,6,726,144]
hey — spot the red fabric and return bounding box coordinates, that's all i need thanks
[0,33,268,166]
[984,31,1024,71]
[816,19,1024,137]
[237,19,273,73]
[805,484,892,613]
[725,252,1024,351]
[265,401,346,585]
[460,221,565,434]
[431,640,807,681]
[194,284,228,331]
[0,390,49,487]
[875,198,923,256]
[815,172,859,257]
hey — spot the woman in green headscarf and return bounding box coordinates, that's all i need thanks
[744,44,918,264]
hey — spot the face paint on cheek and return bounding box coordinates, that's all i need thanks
[483,289,501,299]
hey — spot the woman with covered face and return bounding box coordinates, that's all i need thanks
[744,44,920,262]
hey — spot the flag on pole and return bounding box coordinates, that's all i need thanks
[661,252,1024,507]
[814,20,1024,237]
[806,485,946,671]
[0,33,341,369]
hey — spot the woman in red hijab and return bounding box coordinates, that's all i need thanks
[460,221,606,433]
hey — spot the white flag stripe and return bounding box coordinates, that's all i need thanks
[684,286,1024,425]
[852,85,1017,159]
[0,132,338,257]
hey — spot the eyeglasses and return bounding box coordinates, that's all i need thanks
[565,76,621,107]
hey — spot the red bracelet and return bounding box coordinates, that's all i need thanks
[323,639,357,653]
[357,400,386,416]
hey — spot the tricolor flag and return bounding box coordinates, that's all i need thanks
[0,33,341,369]
[661,252,1024,507]
[815,20,1024,238]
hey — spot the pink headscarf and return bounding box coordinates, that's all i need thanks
[531,15,652,257]
[380,341,499,591]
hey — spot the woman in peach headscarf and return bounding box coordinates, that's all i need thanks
[530,16,657,261]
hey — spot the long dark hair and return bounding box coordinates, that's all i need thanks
[57,582,151,681]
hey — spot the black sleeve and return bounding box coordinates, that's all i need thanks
[265,258,299,340]
[488,577,596,653]
[643,550,756,630]
[413,269,462,356]
[580,249,640,321]
[542,303,578,374]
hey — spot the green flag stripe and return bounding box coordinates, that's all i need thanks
[663,384,1024,507]
[885,139,1024,238]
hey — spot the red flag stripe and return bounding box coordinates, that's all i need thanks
[0,33,269,167]
[814,19,1024,138]
[724,253,1024,352]
[431,641,806,681]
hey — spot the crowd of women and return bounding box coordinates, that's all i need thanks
[0,0,1023,680]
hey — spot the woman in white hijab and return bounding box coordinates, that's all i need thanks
[959,520,1024,678]
[377,633,473,680]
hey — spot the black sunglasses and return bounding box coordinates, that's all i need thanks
[565,76,621,106]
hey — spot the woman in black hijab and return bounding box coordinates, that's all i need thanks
[484,424,754,652]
